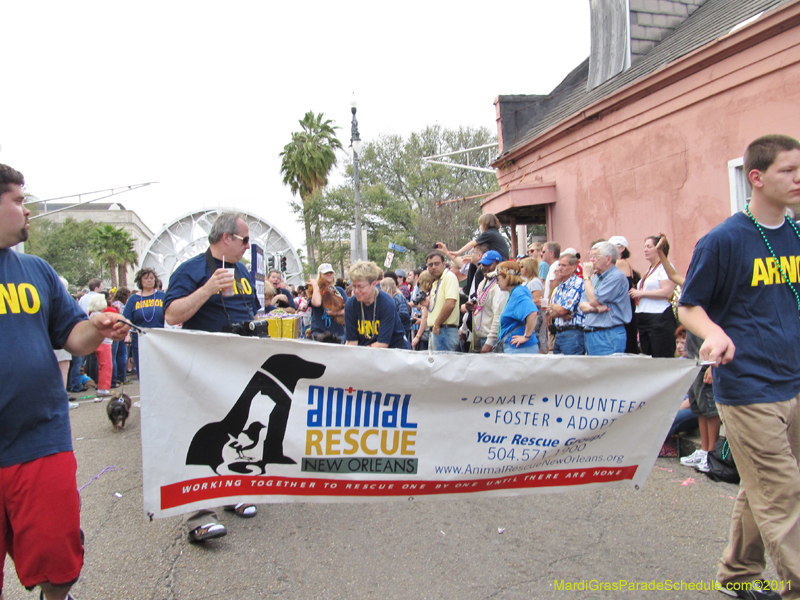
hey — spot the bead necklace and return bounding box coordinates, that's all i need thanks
[140,290,158,323]
[472,276,497,331]
[744,203,800,312]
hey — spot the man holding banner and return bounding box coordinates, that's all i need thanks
[1,164,130,600]
[164,211,262,542]
[680,135,800,600]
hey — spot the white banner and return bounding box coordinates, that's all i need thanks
[140,329,699,519]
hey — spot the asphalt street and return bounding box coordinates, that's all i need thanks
[2,381,773,600]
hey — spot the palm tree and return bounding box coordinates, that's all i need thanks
[90,225,137,289]
[116,242,138,288]
[280,111,342,272]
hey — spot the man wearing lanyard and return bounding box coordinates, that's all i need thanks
[164,211,262,543]
[680,135,800,600]
[578,241,631,356]
[425,250,461,352]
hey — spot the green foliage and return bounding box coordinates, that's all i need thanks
[90,225,138,289]
[279,111,344,270]
[309,124,499,269]
[26,217,101,288]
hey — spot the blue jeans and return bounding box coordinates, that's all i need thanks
[668,407,698,438]
[504,342,538,355]
[553,329,585,355]
[112,340,127,384]
[432,327,460,352]
[67,355,85,392]
[584,325,626,356]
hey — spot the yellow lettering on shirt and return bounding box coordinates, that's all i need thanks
[239,277,253,295]
[751,256,800,286]
[780,255,797,283]
[357,319,381,337]
[766,257,783,284]
[134,298,164,310]
[0,283,41,314]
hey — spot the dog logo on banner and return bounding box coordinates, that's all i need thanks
[185,354,326,475]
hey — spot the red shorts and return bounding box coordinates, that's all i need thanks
[0,452,83,591]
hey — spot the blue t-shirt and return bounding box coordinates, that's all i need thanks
[581,265,631,328]
[310,285,346,337]
[538,261,550,281]
[499,284,538,348]
[680,212,800,406]
[164,253,261,332]
[0,249,87,467]
[123,291,166,344]
[344,289,409,348]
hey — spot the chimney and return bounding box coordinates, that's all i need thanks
[588,0,706,90]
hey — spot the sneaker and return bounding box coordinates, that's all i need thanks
[717,579,782,599]
[680,449,707,466]
[696,457,711,473]
[133,401,141,408]
[68,401,80,410]
[96,390,112,397]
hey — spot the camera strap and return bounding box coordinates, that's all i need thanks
[204,248,255,327]
[205,248,233,328]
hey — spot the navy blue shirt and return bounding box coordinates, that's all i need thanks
[680,212,800,405]
[0,250,87,467]
[123,291,166,345]
[310,285,346,337]
[165,253,261,332]
[345,289,409,348]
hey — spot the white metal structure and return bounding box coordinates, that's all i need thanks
[140,208,303,286]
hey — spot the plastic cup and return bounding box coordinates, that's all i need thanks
[222,268,235,296]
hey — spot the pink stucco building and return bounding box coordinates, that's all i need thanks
[487,0,800,274]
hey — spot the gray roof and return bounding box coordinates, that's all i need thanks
[36,202,127,212]
[500,0,789,156]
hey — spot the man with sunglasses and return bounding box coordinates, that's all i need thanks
[425,250,461,352]
[164,211,262,542]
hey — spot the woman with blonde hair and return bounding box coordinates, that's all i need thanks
[496,261,538,354]
[344,261,409,348]
[380,277,411,341]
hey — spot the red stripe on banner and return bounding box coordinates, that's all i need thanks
[160,466,639,509]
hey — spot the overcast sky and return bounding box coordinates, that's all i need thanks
[2,1,590,249]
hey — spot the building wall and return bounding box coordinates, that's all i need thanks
[495,22,800,275]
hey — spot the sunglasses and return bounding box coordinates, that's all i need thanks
[231,233,249,244]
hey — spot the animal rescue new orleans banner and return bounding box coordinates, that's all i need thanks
[140,329,699,519]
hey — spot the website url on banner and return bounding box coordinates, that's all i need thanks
[554,579,791,592]
[434,464,530,475]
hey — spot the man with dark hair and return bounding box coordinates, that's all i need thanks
[679,134,800,600]
[165,211,262,542]
[425,250,461,352]
[0,163,129,600]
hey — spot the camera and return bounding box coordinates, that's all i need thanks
[224,320,271,338]
[412,289,427,305]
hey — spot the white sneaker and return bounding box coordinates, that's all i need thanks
[680,449,707,466]
[68,401,79,410]
[695,457,710,473]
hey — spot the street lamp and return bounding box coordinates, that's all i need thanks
[350,96,365,263]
